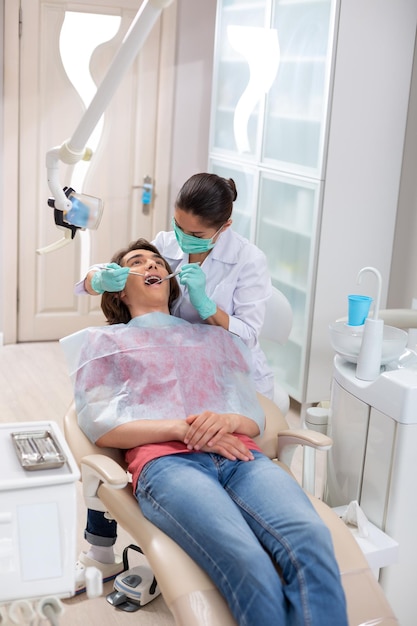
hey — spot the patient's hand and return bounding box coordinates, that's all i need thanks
[184,410,259,452]
[184,411,239,451]
[200,433,254,462]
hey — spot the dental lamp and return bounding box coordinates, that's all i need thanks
[38,0,174,255]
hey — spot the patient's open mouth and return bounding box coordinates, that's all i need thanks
[144,275,161,285]
[144,267,183,285]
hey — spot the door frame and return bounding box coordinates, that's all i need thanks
[1,0,177,344]
[1,0,20,344]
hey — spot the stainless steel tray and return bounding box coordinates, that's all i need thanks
[11,430,67,470]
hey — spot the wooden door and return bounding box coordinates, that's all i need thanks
[17,0,176,340]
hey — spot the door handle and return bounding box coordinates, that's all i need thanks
[133,176,153,215]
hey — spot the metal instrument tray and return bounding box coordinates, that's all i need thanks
[11,429,67,470]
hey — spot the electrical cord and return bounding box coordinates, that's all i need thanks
[40,604,59,626]
[37,598,63,626]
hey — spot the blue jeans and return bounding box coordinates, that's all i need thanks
[85,509,117,547]
[136,451,348,626]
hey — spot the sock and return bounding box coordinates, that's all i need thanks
[86,545,115,565]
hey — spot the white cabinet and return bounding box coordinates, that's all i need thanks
[208,0,417,407]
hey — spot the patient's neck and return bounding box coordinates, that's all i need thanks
[128,303,170,318]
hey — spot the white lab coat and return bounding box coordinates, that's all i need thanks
[75,228,274,397]
[153,228,274,398]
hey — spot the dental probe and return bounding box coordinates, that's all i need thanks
[102,267,146,277]
[151,268,182,284]
[127,262,201,284]
[148,262,201,284]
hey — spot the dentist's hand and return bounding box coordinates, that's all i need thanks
[91,263,130,294]
[179,264,216,319]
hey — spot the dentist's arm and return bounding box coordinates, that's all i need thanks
[75,263,130,295]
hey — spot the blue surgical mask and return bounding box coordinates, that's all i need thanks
[172,218,224,254]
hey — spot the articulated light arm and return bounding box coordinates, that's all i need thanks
[39,0,173,255]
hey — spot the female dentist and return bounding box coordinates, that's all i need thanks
[78,172,274,398]
[74,173,274,592]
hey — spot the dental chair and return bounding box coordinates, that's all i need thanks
[63,395,398,626]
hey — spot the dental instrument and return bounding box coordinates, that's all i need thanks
[143,263,200,285]
[103,266,186,284]
[150,261,201,285]
[39,0,174,255]
[101,267,146,277]
[151,268,182,284]
[124,269,178,283]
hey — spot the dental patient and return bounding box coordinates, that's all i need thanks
[61,239,348,626]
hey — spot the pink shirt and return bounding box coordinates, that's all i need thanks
[126,434,263,491]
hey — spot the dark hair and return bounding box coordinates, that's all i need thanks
[175,173,237,228]
[101,238,180,325]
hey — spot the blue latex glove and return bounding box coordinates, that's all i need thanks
[90,263,130,294]
[179,263,217,319]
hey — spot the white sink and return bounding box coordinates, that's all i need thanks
[329,321,408,364]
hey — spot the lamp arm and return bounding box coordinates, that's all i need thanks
[46,148,72,212]
[44,0,173,244]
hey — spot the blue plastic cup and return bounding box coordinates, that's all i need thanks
[348,295,373,326]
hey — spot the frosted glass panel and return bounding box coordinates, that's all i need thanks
[255,173,319,393]
[210,2,269,157]
[262,0,333,175]
[256,175,317,291]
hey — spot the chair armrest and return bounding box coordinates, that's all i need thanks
[277,429,333,468]
[81,453,129,512]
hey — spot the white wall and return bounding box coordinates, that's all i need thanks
[168,0,216,214]
[388,36,417,309]
[0,0,4,345]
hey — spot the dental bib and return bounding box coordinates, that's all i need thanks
[60,313,264,443]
